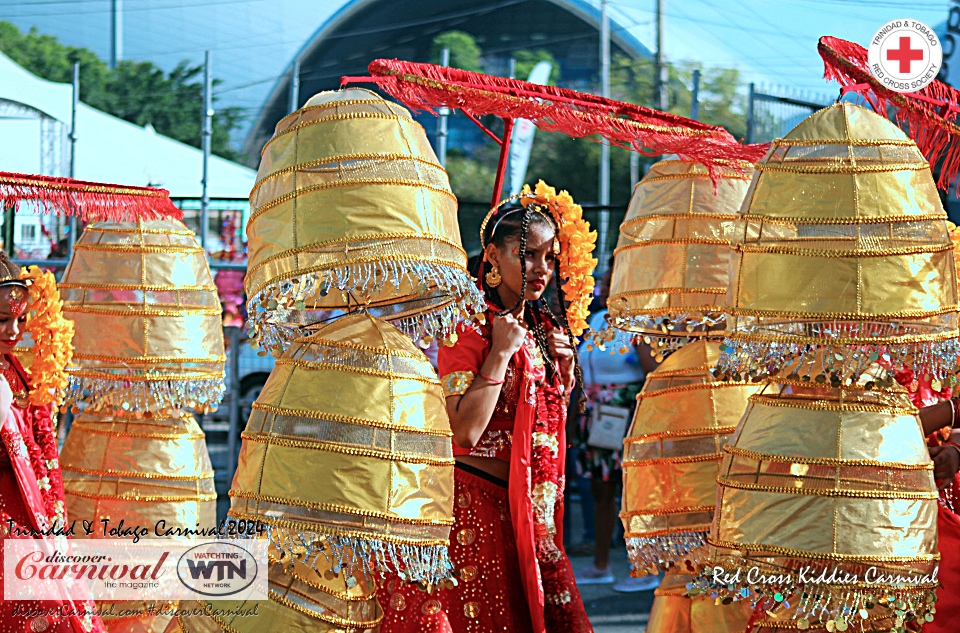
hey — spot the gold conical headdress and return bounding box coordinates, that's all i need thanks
[715,103,959,384]
[245,88,483,355]
[228,312,454,585]
[692,105,947,632]
[61,218,226,413]
[603,159,754,353]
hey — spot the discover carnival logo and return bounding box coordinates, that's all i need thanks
[868,19,943,93]
[4,539,267,602]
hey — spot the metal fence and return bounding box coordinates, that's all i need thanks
[746,83,832,144]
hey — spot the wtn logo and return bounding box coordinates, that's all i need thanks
[184,559,247,581]
[176,543,259,597]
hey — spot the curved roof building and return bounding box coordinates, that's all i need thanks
[244,0,650,158]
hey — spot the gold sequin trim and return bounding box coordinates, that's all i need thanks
[70,353,226,364]
[250,402,453,437]
[756,161,929,174]
[274,358,440,385]
[246,236,468,282]
[737,243,954,258]
[615,238,731,253]
[772,137,916,147]
[59,283,218,291]
[621,504,715,518]
[751,212,948,226]
[727,322,958,341]
[265,111,420,150]
[64,489,217,502]
[227,492,455,527]
[624,453,721,466]
[252,153,444,195]
[68,370,224,384]
[625,426,738,443]
[610,287,727,298]
[64,306,223,317]
[636,381,753,401]
[724,445,933,470]
[708,537,940,563]
[640,172,752,183]
[61,466,214,480]
[620,213,743,229]
[267,590,384,628]
[249,178,456,220]
[441,371,475,397]
[84,226,197,235]
[748,394,918,415]
[716,477,938,500]
[71,243,205,254]
[624,525,713,539]
[240,431,455,466]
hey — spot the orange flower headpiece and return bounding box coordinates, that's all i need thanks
[511,181,597,336]
[19,267,73,408]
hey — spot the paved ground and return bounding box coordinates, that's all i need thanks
[566,494,653,633]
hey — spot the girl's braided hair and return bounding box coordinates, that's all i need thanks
[477,204,585,410]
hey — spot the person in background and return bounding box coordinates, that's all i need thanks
[573,259,656,592]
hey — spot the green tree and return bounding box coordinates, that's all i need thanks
[0,21,242,161]
[512,49,559,84]
[430,31,483,72]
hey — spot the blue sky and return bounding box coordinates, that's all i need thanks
[0,0,950,143]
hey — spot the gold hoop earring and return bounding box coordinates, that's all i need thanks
[485,266,502,288]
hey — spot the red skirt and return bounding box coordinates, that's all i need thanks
[378,467,535,633]
[926,504,960,633]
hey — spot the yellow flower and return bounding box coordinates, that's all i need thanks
[518,180,598,337]
[21,267,73,409]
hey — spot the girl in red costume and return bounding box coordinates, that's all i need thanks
[0,252,105,633]
[378,187,595,633]
[905,374,960,632]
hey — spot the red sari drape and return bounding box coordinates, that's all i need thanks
[0,354,105,633]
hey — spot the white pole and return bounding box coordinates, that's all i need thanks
[598,0,611,274]
[67,62,79,253]
[437,48,450,168]
[288,58,301,115]
[110,0,122,69]
[201,50,213,253]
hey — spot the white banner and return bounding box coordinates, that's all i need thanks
[5,539,268,602]
[508,61,553,195]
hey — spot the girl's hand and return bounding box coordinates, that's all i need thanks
[548,329,575,391]
[931,444,960,489]
[490,313,527,358]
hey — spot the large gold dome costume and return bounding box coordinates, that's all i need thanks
[605,159,756,633]
[228,312,454,585]
[694,103,954,633]
[58,218,225,633]
[244,88,483,355]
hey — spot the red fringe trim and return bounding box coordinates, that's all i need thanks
[819,36,960,193]
[353,59,769,183]
[0,172,184,221]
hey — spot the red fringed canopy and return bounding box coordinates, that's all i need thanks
[0,172,184,221]
[342,59,768,205]
[819,35,960,191]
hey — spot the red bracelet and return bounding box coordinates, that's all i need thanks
[478,371,505,385]
[951,397,960,428]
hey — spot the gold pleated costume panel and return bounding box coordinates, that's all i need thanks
[715,103,959,384]
[645,573,752,633]
[244,88,482,356]
[169,546,382,633]
[61,219,226,414]
[59,217,225,633]
[601,160,752,353]
[621,340,761,578]
[229,312,454,586]
[698,104,946,633]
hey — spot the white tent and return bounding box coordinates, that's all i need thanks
[0,51,255,198]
